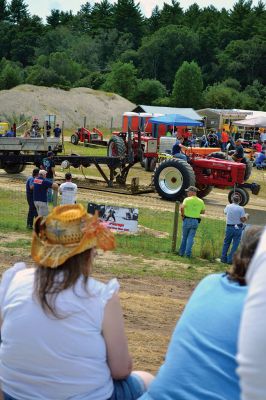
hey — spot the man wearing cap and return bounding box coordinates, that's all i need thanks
[26,167,39,229]
[33,170,58,216]
[179,186,205,257]
[220,195,249,264]
[41,151,56,202]
[232,138,244,162]
[59,172,78,205]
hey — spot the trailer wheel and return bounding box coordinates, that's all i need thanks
[108,136,126,157]
[153,159,195,201]
[228,188,250,206]
[71,134,79,145]
[197,184,213,198]
[4,164,26,174]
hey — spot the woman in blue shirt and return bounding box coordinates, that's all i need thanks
[138,226,262,400]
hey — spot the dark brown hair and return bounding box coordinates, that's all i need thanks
[34,248,94,318]
[227,226,263,286]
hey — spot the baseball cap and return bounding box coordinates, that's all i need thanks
[47,151,54,157]
[185,186,198,192]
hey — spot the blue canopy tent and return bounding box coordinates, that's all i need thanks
[149,114,203,126]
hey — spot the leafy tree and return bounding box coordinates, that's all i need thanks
[75,2,91,34]
[49,52,82,84]
[138,25,200,89]
[172,61,203,108]
[101,61,137,101]
[204,83,238,108]
[0,59,23,89]
[90,0,114,34]
[112,0,144,48]
[148,5,161,34]
[218,37,266,86]
[46,9,60,27]
[0,0,8,21]
[7,0,29,24]
[158,0,183,27]
[134,79,167,104]
[222,78,241,91]
[25,65,63,86]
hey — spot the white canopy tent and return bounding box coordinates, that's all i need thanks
[233,116,266,128]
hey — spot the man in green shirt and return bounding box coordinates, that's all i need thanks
[179,186,205,257]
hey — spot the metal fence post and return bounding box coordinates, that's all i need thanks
[172,201,180,253]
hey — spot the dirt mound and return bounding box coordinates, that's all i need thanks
[0,84,135,129]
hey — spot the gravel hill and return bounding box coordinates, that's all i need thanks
[0,84,135,130]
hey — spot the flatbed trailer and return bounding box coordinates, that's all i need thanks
[0,152,154,194]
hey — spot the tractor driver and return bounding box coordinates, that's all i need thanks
[232,138,244,162]
[172,137,188,161]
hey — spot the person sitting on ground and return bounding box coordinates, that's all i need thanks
[172,137,188,160]
[138,226,263,400]
[254,149,266,169]
[253,139,262,153]
[0,204,153,400]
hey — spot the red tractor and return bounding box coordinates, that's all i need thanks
[71,127,108,146]
[152,152,259,206]
[107,130,259,206]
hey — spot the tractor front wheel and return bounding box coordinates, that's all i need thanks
[153,159,195,201]
[228,188,250,206]
[71,134,79,145]
[108,136,126,157]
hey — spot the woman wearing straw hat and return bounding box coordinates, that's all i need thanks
[0,204,153,400]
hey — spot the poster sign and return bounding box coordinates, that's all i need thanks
[88,203,138,232]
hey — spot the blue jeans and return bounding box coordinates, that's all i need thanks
[46,178,53,203]
[221,225,243,264]
[3,374,145,400]
[173,153,187,161]
[179,217,199,257]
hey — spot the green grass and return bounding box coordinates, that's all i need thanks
[0,187,226,261]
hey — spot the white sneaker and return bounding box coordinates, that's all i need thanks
[215,258,221,262]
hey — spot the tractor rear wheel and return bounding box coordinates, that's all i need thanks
[108,136,126,157]
[197,184,213,199]
[228,188,250,206]
[153,159,195,201]
[71,134,79,145]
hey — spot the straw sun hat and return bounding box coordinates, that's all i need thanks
[31,204,115,268]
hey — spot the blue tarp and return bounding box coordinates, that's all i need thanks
[149,114,203,126]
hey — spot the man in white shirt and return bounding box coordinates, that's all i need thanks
[59,173,77,205]
[220,195,248,264]
[237,227,266,400]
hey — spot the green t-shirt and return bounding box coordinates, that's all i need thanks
[183,196,205,218]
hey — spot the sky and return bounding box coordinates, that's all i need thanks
[26,0,261,21]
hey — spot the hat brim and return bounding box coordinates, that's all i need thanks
[31,212,115,268]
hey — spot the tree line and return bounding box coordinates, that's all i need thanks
[0,0,265,110]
